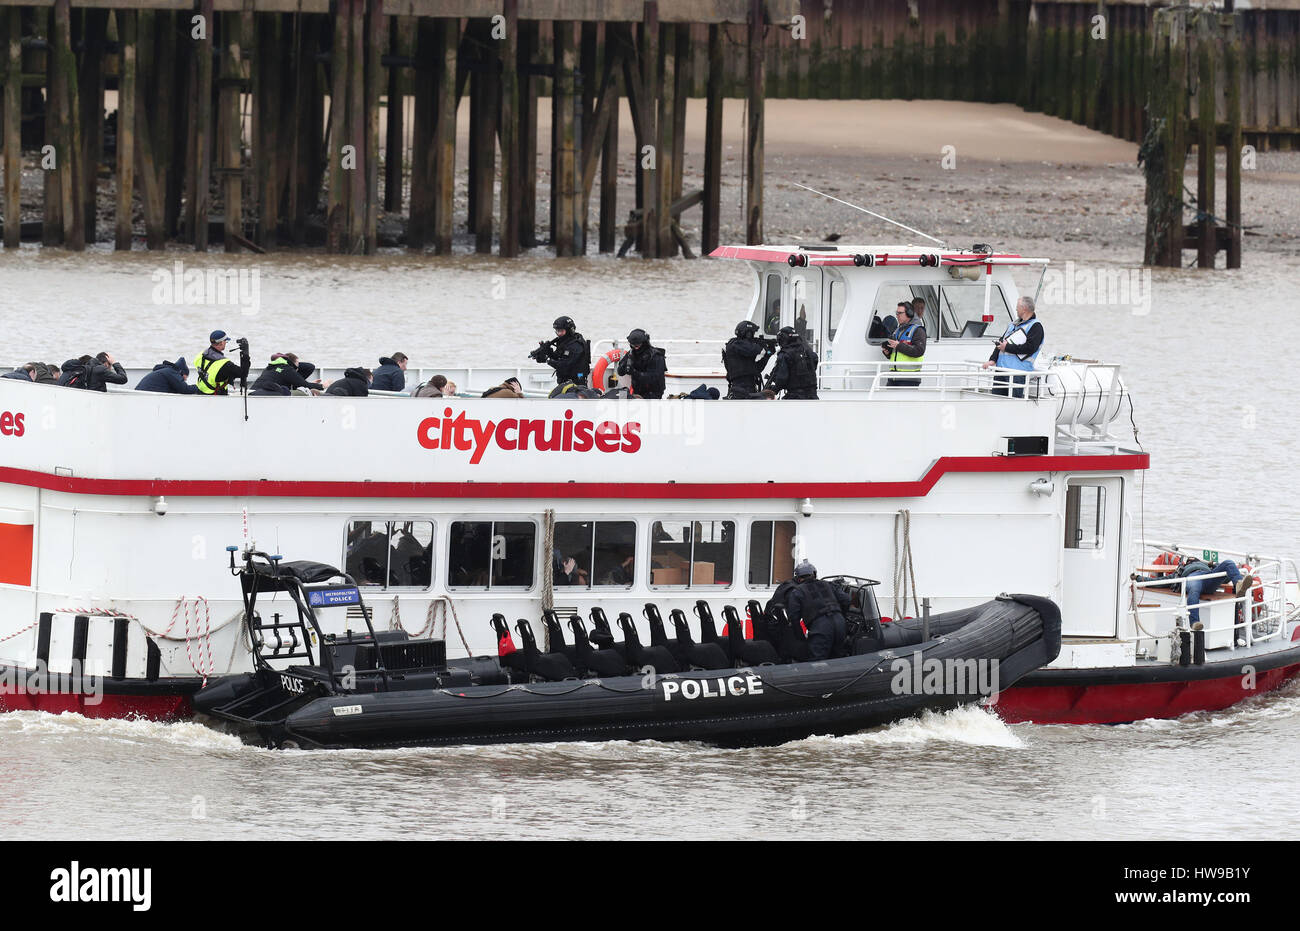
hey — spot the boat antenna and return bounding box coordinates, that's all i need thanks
[790,181,947,247]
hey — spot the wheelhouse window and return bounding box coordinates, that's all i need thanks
[649,520,734,588]
[748,520,797,588]
[868,282,1012,342]
[827,279,846,341]
[448,520,536,589]
[553,520,637,588]
[1064,485,1106,550]
[344,520,433,589]
[763,273,783,335]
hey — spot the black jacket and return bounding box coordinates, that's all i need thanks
[722,336,775,393]
[1,370,32,382]
[616,344,667,399]
[57,359,88,388]
[251,359,322,396]
[83,360,128,392]
[325,367,371,397]
[885,319,927,360]
[785,578,852,626]
[136,361,199,395]
[766,340,818,399]
[542,332,590,384]
[372,358,406,392]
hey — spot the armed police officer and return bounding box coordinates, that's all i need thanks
[764,326,818,399]
[194,330,251,396]
[784,561,852,660]
[616,329,667,399]
[529,316,591,386]
[722,320,776,399]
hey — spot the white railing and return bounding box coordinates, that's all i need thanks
[1125,541,1296,658]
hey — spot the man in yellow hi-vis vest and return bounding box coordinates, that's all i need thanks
[193,330,250,395]
[882,301,926,387]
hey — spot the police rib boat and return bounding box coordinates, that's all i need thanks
[192,549,1061,749]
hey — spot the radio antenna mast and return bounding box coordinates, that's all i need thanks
[790,181,947,247]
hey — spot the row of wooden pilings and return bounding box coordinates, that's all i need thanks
[0,0,777,257]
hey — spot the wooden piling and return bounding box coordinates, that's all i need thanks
[745,0,764,246]
[1143,9,1188,268]
[4,7,20,250]
[79,9,107,243]
[432,16,457,255]
[519,19,539,248]
[598,61,618,254]
[364,0,382,254]
[384,16,405,214]
[638,2,659,258]
[135,9,166,249]
[701,22,722,257]
[220,12,243,253]
[1196,38,1216,269]
[473,22,498,254]
[1224,20,1243,270]
[408,17,435,249]
[499,0,521,257]
[553,19,576,257]
[348,0,367,252]
[656,23,676,257]
[327,3,349,251]
[158,11,183,240]
[53,0,84,250]
[115,10,136,250]
[582,29,619,254]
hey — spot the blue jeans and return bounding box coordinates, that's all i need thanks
[1185,560,1243,627]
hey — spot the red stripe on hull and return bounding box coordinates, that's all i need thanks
[0,692,192,721]
[995,662,1300,724]
[0,453,1150,500]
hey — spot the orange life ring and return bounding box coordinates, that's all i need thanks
[591,348,626,391]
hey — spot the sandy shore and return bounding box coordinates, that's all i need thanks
[10,98,1299,263]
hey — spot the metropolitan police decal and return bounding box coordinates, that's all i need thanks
[660,673,765,701]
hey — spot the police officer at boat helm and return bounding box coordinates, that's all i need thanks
[764,326,818,399]
[722,320,776,399]
[784,561,853,661]
[981,296,1043,398]
[616,328,668,399]
[883,300,926,388]
[194,330,251,396]
[529,316,591,386]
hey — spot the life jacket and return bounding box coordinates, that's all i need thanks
[194,350,231,395]
[890,320,925,373]
[996,317,1042,372]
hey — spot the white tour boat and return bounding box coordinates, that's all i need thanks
[1,243,1296,726]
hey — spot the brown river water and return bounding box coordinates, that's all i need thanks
[0,245,1297,839]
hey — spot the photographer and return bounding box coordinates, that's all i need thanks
[194,330,251,396]
[529,316,590,386]
[722,320,776,399]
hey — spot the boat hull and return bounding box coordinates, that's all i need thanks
[197,594,1061,749]
[0,664,196,721]
[993,633,1300,724]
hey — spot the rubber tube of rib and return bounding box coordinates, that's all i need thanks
[1193,628,1206,665]
[1179,630,1192,667]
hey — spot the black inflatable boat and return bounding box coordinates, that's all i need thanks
[193,549,1062,749]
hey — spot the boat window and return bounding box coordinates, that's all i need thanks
[1064,485,1106,550]
[649,519,735,588]
[448,520,536,589]
[763,274,783,335]
[553,520,637,588]
[748,520,797,588]
[344,520,434,590]
[827,279,845,341]
[937,284,1012,338]
[867,284,912,343]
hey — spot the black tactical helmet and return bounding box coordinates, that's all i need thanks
[627,328,649,348]
[554,316,575,332]
[735,320,760,338]
[778,325,798,347]
[794,560,817,579]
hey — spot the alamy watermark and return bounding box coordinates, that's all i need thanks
[151,260,260,316]
[0,659,103,705]
[1039,261,1152,315]
[889,652,1001,698]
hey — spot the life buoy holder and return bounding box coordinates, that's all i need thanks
[592,348,626,391]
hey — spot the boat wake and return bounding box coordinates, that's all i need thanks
[800,703,1025,750]
[0,710,249,753]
